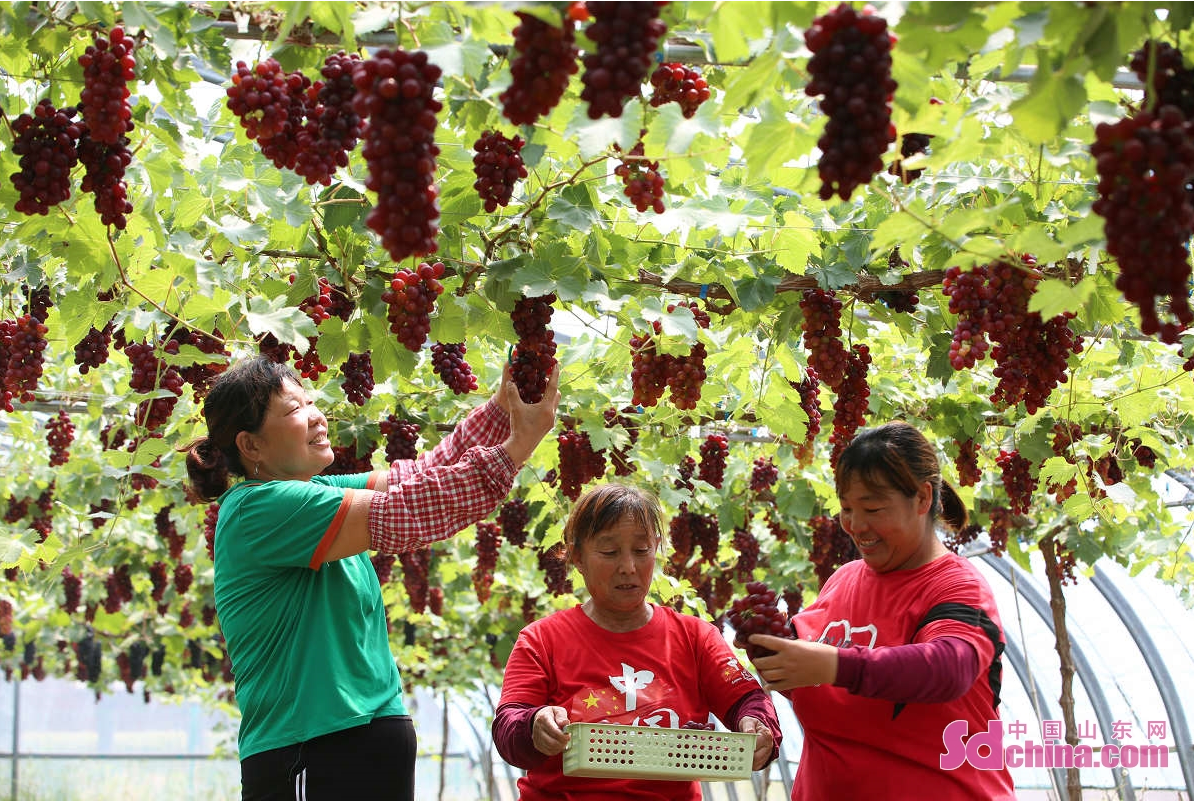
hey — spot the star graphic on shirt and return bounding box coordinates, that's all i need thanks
[584,691,600,709]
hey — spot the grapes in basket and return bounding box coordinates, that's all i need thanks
[726,580,793,661]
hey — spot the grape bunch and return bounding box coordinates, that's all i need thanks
[173,563,194,596]
[675,454,696,492]
[986,506,1013,557]
[630,322,669,407]
[2,315,50,404]
[61,567,82,613]
[23,285,51,323]
[125,339,185,431]
[888,132,934,183]
[226,59,296,142]
[72,321,114,376]
[539,542,574,596]
[1130,41,1194,120]
[473,130,528,212]
[697,433,729,488]
[943,523,981,555]
[380,414,420,462]
[942,256,1085,410]
[1048,538,1080,586]
[428,587,444,616]
[78,26,136,144]
[149,561,169,603]
[789,368,822,465]
[804,4,898,200]
[557,427,607,501]
[995,449,1037,516]
[340,352,375,406]
[809,513,856,588]
[45,410,75,467]
[732,527,760,580]
[352,48,443,262]
[500,11,579,125]
[750,456,779,494]
[799,289,849,389]
[472,521,502,603]
[1091,106,1194,343]
[497,498,530,548]
[580,2,668,119]
[511,294,558,403]
[828,343,872,468]
[954,437,982,487]
[381,262,445,351]
[430,342,478,395]
[399,548,432,613]
[649,63,711,117]
[726,581,792,661]
[103,565,134,614]
[294,51,364,186]
[10,100,83,215]
[613,138,666,213]
[77,126,135,229]
[667,505,696,567]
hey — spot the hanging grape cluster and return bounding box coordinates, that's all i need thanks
[10,101,82,215]
[500,12,579,125]
[510,294,558,404]
[382,262,445,352]
[580,2,669,119]
[614,137,667,213]
[804,4,898,200]
[942,256,1084,412]
[473,130,528,212]
[649,62,711,117]
[799,289,849,389]
[294,51,364,186]
[557,426,607,501]
[352,48,443,262]
[430,342,478,395]
[629,301,710,409]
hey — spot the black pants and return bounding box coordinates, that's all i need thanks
[241,715,416,801]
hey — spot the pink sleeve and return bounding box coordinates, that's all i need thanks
[833,635,980,704]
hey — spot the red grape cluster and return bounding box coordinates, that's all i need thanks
[23,286,51,323]
[1091,106,1194,343]
[340,352,374,406]
[789,368,822,465]
[226,59,297,143]
[472,521,502,603]
[804,4,898,200]
[77,116,135,229]
[428,586,444,616]
[352,48,443,262]
[511,294,558,403]
[828,343,872,468]
[630,302,710,409]
[149,561,169,603]
[557,427,607,501]
[945,257,1085,411]
[497,498,530,548]
[809,514,856,588]
[539,542,574,596]
[326,442,376,475]
[692,510,720,564]
[888,132,933,183]
[2,315,50,405]
[170,326,230,399]
[45,410,75,467]
[986,506,1012,557]
[732,527,760,580]
[61,567,83,614]
[380,414,420,462]
[103,565,135,614]
[613,139,666,213]
[943,523,981,555]
[294,51,364,185]
[1130,41,1194,119]
[382,262,445,351]
[698,433,729,488]
[125,340,185,431]
[1131,439,1158,469]
[726,581,791,661]
[473,130,527,212]
[10,100,82,215]
[749,456,779,494]
[649,63,711,117]
[74,322,114,374]
[293,340,327,381]
[78,26,136,144]
[430,342,478,395]
[399,548,432,613]
[667,505,696,567]
[799,289,849,389]
[675,454,696,492]
[155,504,185,561]
[954,437,982,487]
[500,11,579,125]
[579,2,668,119]
[604,406,640,476]
[995,449,1037,516]
[1048,538,1080,586]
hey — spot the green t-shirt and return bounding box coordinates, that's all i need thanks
[213,475,406,759]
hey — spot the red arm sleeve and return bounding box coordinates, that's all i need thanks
[725,688,783,766]
[832,635,980,704]
[492,702,550,771]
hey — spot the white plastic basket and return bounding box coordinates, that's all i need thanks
[562,722,757,781]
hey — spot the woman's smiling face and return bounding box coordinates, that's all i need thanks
[243,379,334,481]
[836,476,935,572]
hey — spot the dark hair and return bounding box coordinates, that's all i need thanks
[563,484,664,560]
[183,356,300,502]
[834,421,968,531]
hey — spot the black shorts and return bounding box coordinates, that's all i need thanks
[240,715,416,801]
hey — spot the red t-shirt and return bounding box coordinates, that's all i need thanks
[498,604,762,801]
[786,553,1015,800]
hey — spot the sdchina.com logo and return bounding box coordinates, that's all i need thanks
[940,720,1170,770]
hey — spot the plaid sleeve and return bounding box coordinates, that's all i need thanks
[367,444,518,554]
[389,398,510,483]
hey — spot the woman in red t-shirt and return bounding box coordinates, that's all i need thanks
[493,483,783,801]
[748,421,1016,800]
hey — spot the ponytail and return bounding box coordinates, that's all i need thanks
[937,478,969,532]
[183,436,231,503]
